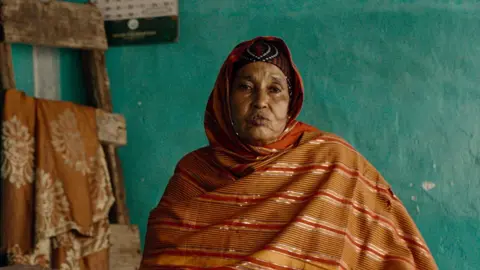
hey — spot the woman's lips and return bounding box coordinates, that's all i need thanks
[248,116,269,126]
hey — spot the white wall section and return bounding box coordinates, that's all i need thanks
[33,46,60,100]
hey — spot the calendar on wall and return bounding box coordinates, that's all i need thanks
[91,0,179,46]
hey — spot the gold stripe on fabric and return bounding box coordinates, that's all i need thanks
[274,223,417,268]
[143,254,237,268]
[299,215,387,259]
[142,130,437,269]
[155,229,276,252]
[259,244,346,270]
[160,185,428,256]
[260,162,391,194]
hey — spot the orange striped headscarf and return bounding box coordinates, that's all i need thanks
[204,36,317,159]
[141,37,438,269]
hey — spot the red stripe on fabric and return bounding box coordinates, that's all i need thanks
[201,190,309,203]
[200,191,291,204]
[148,254,347,270]
[266,246,345,270]
[285,190,427,253]
[150,264,232,270]
[384,255,423,268]
[294,218,416,267]
[316,190,396,226]
[317,191,429,253]
[321,136,356,151]
[401,238,430,253]
[197,189,428,254]
[295,217,383,257]
[333,163,391,194]
[200,193,264,203]
[161,249,246,260]
[247,257,296,270]
[202,189,426,253]
[159,220,284,230]
[223,221,284,230]
[259,163,392,196]
[257,164,331,173]
[176,168,205,191]
[158,220,206,230]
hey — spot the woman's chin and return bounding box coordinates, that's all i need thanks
[243,129,277,146]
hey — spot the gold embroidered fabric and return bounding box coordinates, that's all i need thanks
[1,89,115,270]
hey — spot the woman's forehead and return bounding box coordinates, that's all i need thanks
[234,62,287,81]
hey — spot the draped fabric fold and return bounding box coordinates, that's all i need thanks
[141,36,438,269]
[1,89,115,270]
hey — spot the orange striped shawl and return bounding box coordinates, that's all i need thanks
[141,36,437,269]
[141,131,437,270]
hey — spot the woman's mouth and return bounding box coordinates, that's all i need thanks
[249,116,269,126]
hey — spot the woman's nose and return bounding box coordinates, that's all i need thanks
[253,89,269,109]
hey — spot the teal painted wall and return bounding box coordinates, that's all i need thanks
[9,1,479,269]
[105,2,480,269]
[11,46,87,103]
[11,45,34,96]
[10,0,87,102]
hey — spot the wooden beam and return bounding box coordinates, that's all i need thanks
[97,109,127,146]
[82,50,113,111]
[0,43,15,90]
[0,266,45,269]
[1,0,108,50]
[109,224,141,269]
[82,50,130,225]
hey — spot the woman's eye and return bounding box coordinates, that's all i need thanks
[270,87,282,93]
[238,84,252,90]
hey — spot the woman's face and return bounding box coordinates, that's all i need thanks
[230,62,290,146]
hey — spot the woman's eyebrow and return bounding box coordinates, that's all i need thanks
[270,75,286,85]
[238,75,254,81]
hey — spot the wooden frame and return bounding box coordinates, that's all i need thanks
[83,50,130,225]
[0,265,45,269]
[96,110,127,146]
[0,0,129,224]
[109,224,142,268]
[0,44,15,89]
[0,0,108,50]
[0,1,141,267]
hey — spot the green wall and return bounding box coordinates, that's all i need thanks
[11,45,34,96]
[10,1,480,269]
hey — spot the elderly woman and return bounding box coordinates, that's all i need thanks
[140,37,438,269]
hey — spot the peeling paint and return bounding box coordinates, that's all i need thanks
[422,181,436,191]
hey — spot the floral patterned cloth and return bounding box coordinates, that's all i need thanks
[1,89,115,270]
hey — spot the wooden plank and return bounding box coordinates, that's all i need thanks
[109,224,141,270]
[1,0,108,50]
[96,110,127,146]
[82,50,112,111]
[0,264,47,270]
[0,43,15,90]
[82,50,130,225]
